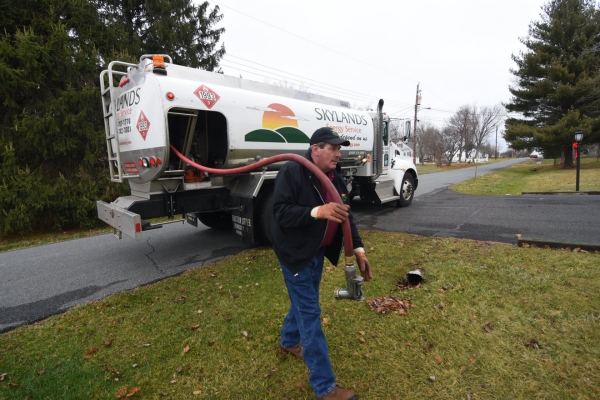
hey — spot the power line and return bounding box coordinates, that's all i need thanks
[213,0,418,85]
[221,56,413,109]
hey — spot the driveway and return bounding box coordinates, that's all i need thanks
[2,157,595,333]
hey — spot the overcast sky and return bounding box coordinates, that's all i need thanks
[208,0,547,147]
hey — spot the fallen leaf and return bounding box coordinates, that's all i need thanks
[115,387,128,398]
[0,373,6,381]
[107,365,119,374]
[190,324,200,330]
[105,339,113,347]
[142,343,151,347]
[170,379,177,384]
[183,346,190,354]
[483,321,493,333]
[515,233,522,238]
[177,366,183,373]
[469,358,477,364]
[322,317,329,325]
[197,310,203,314]
[364,353,372,359]
[429,376,436,382]
[523,243,530,248]
[296,382,307,392]
[359,337,366,343]
[84,347,97,359]
[435,355,442,364]
[359,331,365,335]
[193,390,202,395]
[460,365,467,372]
[405,343,413,347]
[38,369,46,375]
[242,331,248,337]
[126,387,140,397]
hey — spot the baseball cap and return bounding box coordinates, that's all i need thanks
[309,127,350,146]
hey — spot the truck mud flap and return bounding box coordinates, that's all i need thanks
[97,200,143,240]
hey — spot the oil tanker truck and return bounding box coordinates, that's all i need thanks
[97,54,418,244]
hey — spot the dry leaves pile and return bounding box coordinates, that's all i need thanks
[367,296,411,314]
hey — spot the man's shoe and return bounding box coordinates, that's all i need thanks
[317,385,357,400]
[280,344,303,359]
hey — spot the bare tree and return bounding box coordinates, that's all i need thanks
[439,126,462,166]
[472,104,503,160]
[416,122,439,164]
[447,105,477,162]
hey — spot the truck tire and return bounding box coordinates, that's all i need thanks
[198,211,233,230]
[396,173,415,207]
[255,190,274,245]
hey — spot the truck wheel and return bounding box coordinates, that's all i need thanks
[396,173,415,207]
[256,191,274,245]
[198,211,233,230]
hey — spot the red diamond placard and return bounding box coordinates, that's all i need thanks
[137,111,150,140]
[193,85,220,109]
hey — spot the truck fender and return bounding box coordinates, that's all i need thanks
[388,158,417,195]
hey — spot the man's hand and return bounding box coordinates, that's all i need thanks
[317,203,350,224]
[355,252,373,282]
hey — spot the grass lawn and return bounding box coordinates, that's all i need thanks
[451,157,600,195]
[1,231,599,399]
[417,158,506,175]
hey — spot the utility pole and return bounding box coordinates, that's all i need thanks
[412,83,420,165]
[495,125,498,159]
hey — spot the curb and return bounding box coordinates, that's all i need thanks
[521,191,600,195]
[518,238,600,252]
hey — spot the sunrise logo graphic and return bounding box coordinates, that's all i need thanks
[245,103,310,143]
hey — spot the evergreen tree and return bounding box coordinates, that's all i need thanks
[0,0,225,234]
[96,0,225,70]
[505,0,600,165]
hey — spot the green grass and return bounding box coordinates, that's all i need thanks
[0,227,112,253]
[451,157,600,195]
[417,158,506,175]
[0,216,181,253]
[1,231,599,399]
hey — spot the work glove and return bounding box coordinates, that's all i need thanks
[316,202,350,224]
[355,252,373,282]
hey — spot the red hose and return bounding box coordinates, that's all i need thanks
[169,144,354,259]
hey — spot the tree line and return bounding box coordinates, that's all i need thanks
[390,104,504,166]
[392,0,599,167]
[0,0,225,234]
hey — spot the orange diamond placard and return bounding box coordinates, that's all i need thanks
[194,85,220,109]
[137,111,150,140]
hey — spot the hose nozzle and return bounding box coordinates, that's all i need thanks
[334,261,365,301]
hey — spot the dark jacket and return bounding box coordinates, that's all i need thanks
[271,150,364,274]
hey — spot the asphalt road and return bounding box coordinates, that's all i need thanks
[1,158,597,333]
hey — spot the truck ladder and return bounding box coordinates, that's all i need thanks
[100,61,138,183]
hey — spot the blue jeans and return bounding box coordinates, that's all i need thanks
[279,248,336,398]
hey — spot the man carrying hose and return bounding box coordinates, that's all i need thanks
[271,127,373,400]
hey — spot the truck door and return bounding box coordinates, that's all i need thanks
[382,120,390,174]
